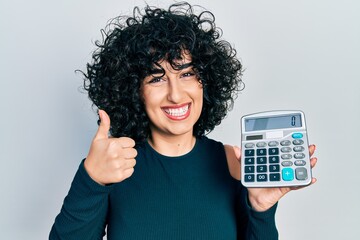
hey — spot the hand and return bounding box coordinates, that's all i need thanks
[234,145,318,212]
[84,110,137,185]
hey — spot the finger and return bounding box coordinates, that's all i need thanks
[122,148,138,159]
[310,157,318,168]
[233,146,241,160]
[309,144,316,156]
[125,158,137,168]
[94,110,111,140]
[117,137,136,148]
[122,168,135,179]
[311,177,317,184]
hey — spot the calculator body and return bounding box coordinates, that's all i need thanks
[241,110,312,187]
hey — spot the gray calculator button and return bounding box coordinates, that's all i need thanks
[257,157,267,164]
[257,148,267,156]
[293,146,305,152]
[269,164,280,172]
[245,143,255,148]
[268,141,279,147]
[245,174,255,182]
[269,156,280,163]
[281,154,292,160]
[295,167,308,180]
[257,165,267,173]
[245,157,255,165]
[257,174,267,182]
[269,148,279,155]
[245,149,255,156]
[294,153,306,159]
[245,166,255,173]
[280,140,291,146]
[293,139,304,145]
[281,161,293,167]
[270,173,281,181]
[256,142,267,147]
[294,160,306,166]
[281,147,292,153]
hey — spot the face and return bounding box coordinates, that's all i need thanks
[141,53,203,139]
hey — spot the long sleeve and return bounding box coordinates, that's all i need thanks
[49,160,112,240]
[236,184,279,240]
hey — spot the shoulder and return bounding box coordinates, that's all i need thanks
[197,136,223,149]
[199,137,241,181]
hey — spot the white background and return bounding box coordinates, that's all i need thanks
[0,0,359,239]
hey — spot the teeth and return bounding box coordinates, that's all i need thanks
[164,105,189,116]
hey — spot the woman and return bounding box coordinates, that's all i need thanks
[50,2,317,239]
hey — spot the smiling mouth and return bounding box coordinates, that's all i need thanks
[162,103,191,120]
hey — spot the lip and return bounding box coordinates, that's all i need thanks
[161,103,191,120]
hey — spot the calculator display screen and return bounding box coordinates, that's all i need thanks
[245,114,302,131]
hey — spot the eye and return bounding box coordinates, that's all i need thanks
[148,77,162,84]
[145,76,167,86]
[181,71,196,78]
[180,71,198,83]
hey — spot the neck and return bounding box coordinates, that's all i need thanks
[148,132,196,157]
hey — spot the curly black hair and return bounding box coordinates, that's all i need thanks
[83,2,243,142]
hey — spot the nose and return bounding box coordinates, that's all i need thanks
[167,77,184,103]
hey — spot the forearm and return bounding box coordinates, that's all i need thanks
[49,160,112,240]
[237,186,278,240]
[245,201,278,240]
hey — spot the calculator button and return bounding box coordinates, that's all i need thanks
[245,143,255,148]
[245,166,255,173]
[281,147,292,153]
[268,141,279,147]
[294,153,306,159]
[280,140,291,146]
[257,174,267,182]
[293,139,304,145]
[281,161,293,167]
[256,142,267,147]
[269,173,281,181]
[257,149,267,156]
[245,149,255,156]
[281,154,292,160]
[294,160,306,166]
[268,148,279,155]
[282,168,294,181]
[257,165,267,173]
[269,156,280,163]
[269,164,280,172]
[244,174,255,182]
[244,157,255,165]
[257,157,267,164]
[295,167,308,180]
[293,146,305,152]
[292,133,303,139]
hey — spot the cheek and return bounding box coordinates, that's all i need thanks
[142,90,161,114]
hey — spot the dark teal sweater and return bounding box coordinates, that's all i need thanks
[50,137,278,239]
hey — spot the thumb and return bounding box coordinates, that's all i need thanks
[94,110,111,140]
[233,146,241,161]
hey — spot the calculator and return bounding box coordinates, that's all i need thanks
[241,110,312,187]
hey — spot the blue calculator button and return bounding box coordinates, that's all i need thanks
[282,168,294,181]
[292,133,303,139]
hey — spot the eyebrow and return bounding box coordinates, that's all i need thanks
[149,68,164,75]
[149,62,194,75]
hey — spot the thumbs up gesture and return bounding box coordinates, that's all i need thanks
[84,110,137,185]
